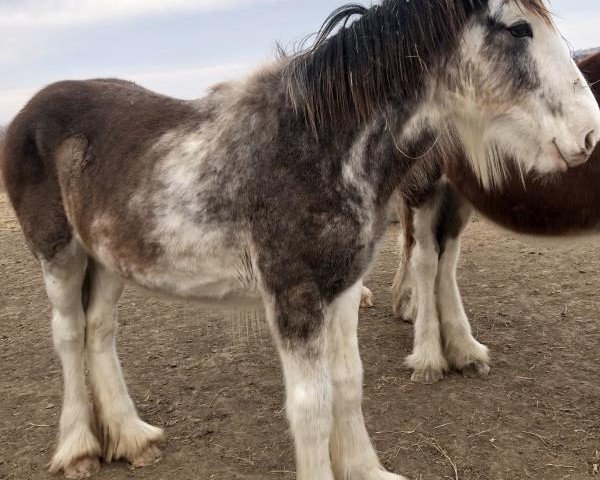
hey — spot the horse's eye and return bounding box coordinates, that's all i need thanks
[508,22,533,39]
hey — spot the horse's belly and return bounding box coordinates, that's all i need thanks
[87,223,262,309]
[129,268,263,310]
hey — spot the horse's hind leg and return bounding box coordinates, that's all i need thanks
[42,241,102,479]
[84,263,164,467]
[360,286,374,308]
[391,198,418,322]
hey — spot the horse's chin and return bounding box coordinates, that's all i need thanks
[530,142,569,175]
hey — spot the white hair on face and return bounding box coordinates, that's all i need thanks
[455,122,528,190]
[437,0,552,190]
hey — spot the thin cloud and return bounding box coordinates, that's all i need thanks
[0,62,255,123]
[0,87,39,124]
[555,9,600,50]
[0,0,285,27]
[130,62,254,97]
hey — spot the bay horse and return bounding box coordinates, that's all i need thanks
[389,50,600,384]
[2,1,599,479]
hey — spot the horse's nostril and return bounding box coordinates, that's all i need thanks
[585,130,597,152]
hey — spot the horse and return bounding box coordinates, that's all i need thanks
[2,1,599,479]
[388,50,600,384]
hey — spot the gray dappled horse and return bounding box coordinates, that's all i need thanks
[2,1,600,479]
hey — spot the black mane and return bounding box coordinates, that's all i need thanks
[284,0,552,129]
[284,0,487,129]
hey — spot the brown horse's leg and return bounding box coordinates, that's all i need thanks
[435,188,490,377]
[404,194,448,384]
[391,196,417,322]
[42,241,102,479]
[84,263,164,467]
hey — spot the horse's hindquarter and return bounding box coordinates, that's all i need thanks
[45,80,260,305]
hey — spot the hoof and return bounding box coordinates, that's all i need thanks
[460,360,491,378]
[406,351,447,385]
[411,367,444,385]
[446,338,490,379]
[368,470,409,480]
[63,456,101,479]
[393,292,417,323]
[344,468,409,480]
[130,443,163,468]
[99,417,164,465]
[360,287,375,309]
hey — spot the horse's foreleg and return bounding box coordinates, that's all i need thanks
[404,202,448,384]
[42,242,102,479]
[329,282,406,480]
[266,288,335,480]
[84,263,164,467]
[437,236,490,377]
[435,194,490,377]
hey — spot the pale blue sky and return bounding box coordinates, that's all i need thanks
[0,0,598,123]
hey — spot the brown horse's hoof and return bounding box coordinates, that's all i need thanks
[411,367,444,385]
[130,443,163,468]
[460,360,491,378]
[63,456,101,479]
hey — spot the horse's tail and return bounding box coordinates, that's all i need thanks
[0,89,76,261]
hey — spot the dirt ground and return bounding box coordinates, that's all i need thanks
[0,191,599,480]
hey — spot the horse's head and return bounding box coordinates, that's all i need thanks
[441,0,600,188]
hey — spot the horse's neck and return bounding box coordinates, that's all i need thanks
[238,62,442,212]
[346,103,442,210]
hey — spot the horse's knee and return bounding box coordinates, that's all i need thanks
[51,312,86,350]
[86,316,117,351]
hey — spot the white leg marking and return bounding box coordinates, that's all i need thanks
[329,282,407,480]
[277,342,334,480]
[42,242,101,478]
[437,238,490,377]
[85,265,164,466]
[405,206,448,384]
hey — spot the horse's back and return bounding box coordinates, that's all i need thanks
[0,78,204,260]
